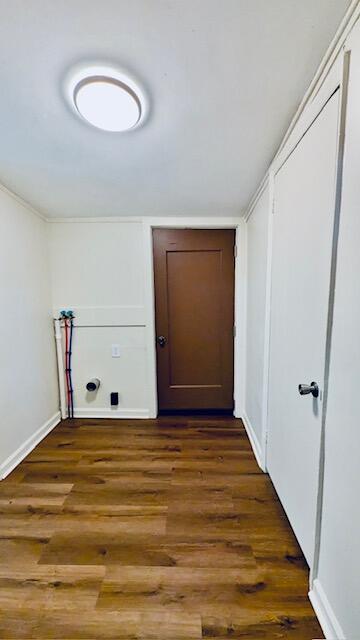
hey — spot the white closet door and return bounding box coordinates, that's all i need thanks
[267,91,339,567]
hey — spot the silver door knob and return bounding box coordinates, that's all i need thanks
[157,336,167,347]
[298,382,319,398]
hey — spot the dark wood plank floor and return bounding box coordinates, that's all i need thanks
[0,417,323,639]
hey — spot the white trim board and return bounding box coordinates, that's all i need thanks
[47,216,142,224]
[244,174,270,223]
[47,215,246,224]
[241,411,264,471]
[233,221,247,418]
[259,173,274,473]
[243,179,273,474]
[309,579,345,640]
[52,305,146,327]
[0,412,61,480]
[73,408,150,419]
[143,216,243,228]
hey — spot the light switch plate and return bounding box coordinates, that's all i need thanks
[111,344,121,358]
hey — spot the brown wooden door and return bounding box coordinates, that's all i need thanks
[153,228,235,411]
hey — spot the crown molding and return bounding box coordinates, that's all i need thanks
[243,0,360,218]
[244,174,270,223]
[0,181,48,222]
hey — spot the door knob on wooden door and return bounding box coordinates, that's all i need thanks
[298,382,319,398]
[157,336,167,347]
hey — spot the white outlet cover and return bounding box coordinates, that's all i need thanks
[111,344,121,358]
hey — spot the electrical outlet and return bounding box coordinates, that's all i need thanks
[111,344,121,358]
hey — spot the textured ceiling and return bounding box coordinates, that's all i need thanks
[0,0,351,217]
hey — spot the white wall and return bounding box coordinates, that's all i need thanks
[243,8,360,636]
[49,217,245,419]
[243,184,270,467]
[0,188,59,478]
[312,23,360,639]
[48,220,150,417]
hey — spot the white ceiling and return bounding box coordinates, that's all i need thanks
[0,0,351,218]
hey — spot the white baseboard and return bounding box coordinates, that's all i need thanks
[73,408,150,419]
[241,410,265,471]
[309,579,345,640]
[0,411,61,480]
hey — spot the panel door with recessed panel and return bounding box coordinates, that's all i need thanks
[153,228,235,411]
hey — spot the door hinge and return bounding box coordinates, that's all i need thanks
[234,245,238,258]
[233,325,236,338]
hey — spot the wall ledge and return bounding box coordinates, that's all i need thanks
[0,411,61,480]
[309,578,345,640]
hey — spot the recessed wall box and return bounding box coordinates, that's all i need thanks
[110,392,119,406]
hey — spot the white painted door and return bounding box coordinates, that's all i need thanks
[267,91,339,567]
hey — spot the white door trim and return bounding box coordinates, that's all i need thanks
[142,217,245,418]
[260,172,274,471]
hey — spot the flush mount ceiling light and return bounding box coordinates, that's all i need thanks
[65,64,148,132]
